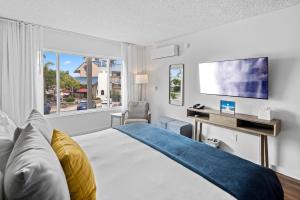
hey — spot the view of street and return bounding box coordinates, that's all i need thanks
[43,52,122,115]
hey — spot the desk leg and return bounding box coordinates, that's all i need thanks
[260,135,269,168]
[260,135,265,166]
[264,136,269,168]
[193,120,198,140]
[198,122,202,142]
[111,116,113,127]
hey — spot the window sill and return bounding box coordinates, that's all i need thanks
[44,106,123,119]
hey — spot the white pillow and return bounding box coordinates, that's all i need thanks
[0,110,17,140]
[0,137,13,172]
[4,123,70,200]
[0,171,3,200]
[14,109,53,143]
[0,110,15,187]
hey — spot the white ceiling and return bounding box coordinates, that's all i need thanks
[0,0,300,45]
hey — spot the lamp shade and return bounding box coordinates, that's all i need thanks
[135,74,148,84]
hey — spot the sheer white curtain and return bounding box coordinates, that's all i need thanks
[0,20,43,125]
[121,43,147,109]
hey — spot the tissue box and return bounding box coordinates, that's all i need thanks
[258,107,273,121]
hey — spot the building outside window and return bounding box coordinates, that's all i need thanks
[43,51,122,115]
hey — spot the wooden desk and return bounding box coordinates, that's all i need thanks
[187,108,281,168]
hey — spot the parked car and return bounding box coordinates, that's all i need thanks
[44,102,51,114]
[77,100,97,110]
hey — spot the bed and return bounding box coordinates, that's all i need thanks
[73,123,283,200]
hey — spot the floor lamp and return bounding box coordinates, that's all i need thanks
[135,74,148,101]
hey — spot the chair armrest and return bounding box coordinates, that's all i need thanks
[122,110,128,114]
[147,111,151,123]
[122,110,128,120]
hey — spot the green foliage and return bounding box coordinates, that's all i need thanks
[65,96,75,102]
[44,62,80,91]
[110,90,121,102]
[171,86,181,92]
[170,92,177,99]
[60,71,80,90]
[44,62,56,90]
[170,78,181,93]
[171,78,181,86]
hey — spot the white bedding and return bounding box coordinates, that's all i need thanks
[73,128,236,200]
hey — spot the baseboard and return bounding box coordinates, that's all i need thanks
[271,165,300,181]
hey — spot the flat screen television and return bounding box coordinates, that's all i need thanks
[199,57,268,99]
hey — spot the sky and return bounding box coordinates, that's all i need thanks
[43,51,122,77]
[43,51,85,77]
[170,67,182,78]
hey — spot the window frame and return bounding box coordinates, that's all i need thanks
[42,48,123,117]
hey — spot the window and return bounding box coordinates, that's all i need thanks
[110,59,122,107]
[43,52,57,114]
[43,51,122,115]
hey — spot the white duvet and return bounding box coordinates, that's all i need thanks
[73,128,236,200]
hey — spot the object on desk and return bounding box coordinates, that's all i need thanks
[220,100,235,115]
[193,104,205,109]
[204,138,221,148]
[258,106,273,121]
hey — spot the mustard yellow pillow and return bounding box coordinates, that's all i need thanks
[51,129,96,200]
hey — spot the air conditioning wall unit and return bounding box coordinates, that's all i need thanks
[151,45,179,60]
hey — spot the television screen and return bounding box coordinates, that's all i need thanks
[199,57,268,99]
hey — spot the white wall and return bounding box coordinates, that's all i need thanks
[147,5,300,180]
[43,28,121,57]
[43,28,122,135]
[47,109,120,136]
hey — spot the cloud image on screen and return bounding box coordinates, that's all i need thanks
[199,57,268,99]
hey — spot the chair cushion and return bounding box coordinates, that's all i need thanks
[14,109,53,143]
[51,129,96,200]
[127,101,149,119]
[4,123,70,200]
[124,118,149,124]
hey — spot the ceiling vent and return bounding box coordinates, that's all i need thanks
[151,45,179,60]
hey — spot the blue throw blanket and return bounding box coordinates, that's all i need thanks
[114,123,283,200]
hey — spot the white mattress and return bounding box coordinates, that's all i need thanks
[73,128,235,200]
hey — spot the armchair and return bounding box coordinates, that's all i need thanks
[122,101,151,124]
